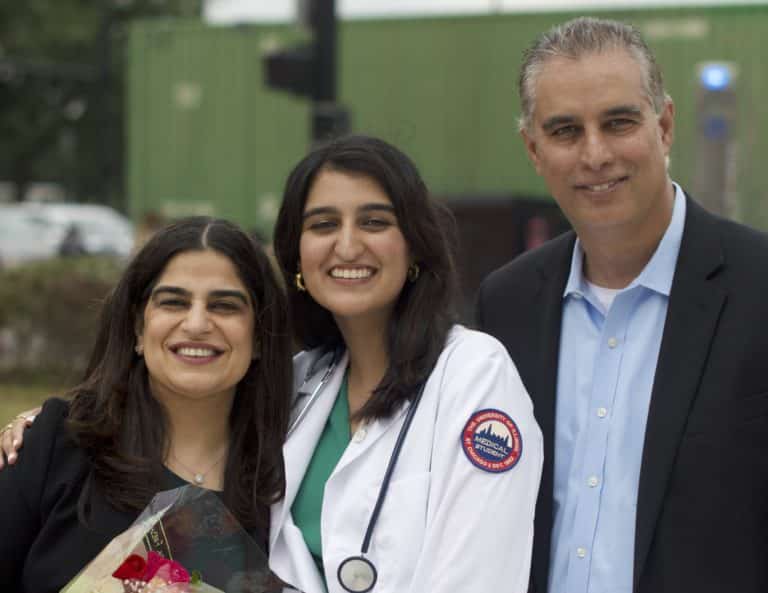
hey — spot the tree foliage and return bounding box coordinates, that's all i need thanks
[0,0,201,207]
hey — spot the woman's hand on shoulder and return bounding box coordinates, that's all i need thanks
[0,408,40,469]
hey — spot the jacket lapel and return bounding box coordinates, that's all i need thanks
[633,198,726,588]
[529,233,574,592]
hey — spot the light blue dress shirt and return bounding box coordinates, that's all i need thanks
[548,184,687,593]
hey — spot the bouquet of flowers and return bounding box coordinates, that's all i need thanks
[61,485,296,593]
[111,551,206,592]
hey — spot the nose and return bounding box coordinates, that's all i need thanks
[581,129,613,171]
[181,301,212,335]
[334,222,365,260]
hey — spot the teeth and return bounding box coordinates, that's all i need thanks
[585,180,618,192]
[176,347,217,357]
[331,268,373,279]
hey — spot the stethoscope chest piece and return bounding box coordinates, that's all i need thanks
[338,555,377,592]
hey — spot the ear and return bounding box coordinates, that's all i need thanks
[658,98,675,158]
[521,128,543,175]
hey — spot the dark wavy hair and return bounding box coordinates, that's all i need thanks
[67,217,292,531]
[273,134,459,420]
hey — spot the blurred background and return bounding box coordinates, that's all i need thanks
[1,0,766,416]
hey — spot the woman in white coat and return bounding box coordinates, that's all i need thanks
[271,135,543,593]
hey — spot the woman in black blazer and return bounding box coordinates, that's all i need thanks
[0,217,293,592]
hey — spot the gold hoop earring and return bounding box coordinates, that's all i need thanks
[408,263,420,282]
[295,271,306,292]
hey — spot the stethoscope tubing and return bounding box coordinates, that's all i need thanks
[359,382,426,554]
[287,349,341,438]
[291,349,429,592]
[337,382,427,592]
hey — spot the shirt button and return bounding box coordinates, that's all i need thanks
[587,476,599,488]
[597,407,608,418]
[352,427,367,443]
[607,337,618,348]
[576,547,587,558]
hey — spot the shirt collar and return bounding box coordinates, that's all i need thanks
[563,182,686,299]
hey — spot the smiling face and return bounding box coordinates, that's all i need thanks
[136,249,255,408]
[298,168,411,329]
[521,49,675,242]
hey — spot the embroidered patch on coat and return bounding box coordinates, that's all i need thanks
[461,408,522,473]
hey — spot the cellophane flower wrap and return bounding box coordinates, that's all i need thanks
[61,485,297,593]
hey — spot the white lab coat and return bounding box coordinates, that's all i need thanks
[269,325,543,593]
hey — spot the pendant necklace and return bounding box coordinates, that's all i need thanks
[170,446,228,486]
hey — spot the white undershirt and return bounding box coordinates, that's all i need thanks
[585,280,622,313]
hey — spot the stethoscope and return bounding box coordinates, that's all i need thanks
[288,348,426,593]
[287,347,343,438]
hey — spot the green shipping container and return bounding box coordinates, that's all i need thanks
[126,4,768,234]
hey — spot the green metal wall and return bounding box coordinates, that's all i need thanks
[127,5,768,233]
[127,21,308,237]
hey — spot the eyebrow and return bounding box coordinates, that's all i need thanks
[151,286,249,304]
[604,105,644,118]
[302,202,395,220]
[541,115,577,133]
[540,105,645,133]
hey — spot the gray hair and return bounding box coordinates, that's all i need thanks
[518,17,670,132]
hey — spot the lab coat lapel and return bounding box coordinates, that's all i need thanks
[331,400,410,477]
[270,351,349,551]
[633,198,726,589]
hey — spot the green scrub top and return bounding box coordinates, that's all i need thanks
[291,373,351,579]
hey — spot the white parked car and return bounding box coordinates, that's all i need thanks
[0,206,60,267]
[0,203,135,267]
[18,203,135,258]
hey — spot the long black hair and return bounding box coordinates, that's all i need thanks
[67,217,292,531]
[273,135,459,420]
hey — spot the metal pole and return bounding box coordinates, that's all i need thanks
[310,0,349,144]
[312,0,336,103]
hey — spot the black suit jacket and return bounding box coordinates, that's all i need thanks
[0,398,139,592]
[476,196,768,593]
[0,398,268,592]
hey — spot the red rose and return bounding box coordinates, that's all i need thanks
[165,560,191,583]
[112,554,147,580]
[142,551,170,581]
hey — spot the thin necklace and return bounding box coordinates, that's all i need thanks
[169,446,228,486]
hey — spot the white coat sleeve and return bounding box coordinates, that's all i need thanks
[407,331,543,593]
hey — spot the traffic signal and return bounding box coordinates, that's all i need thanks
[262,0,333,102]
[262,42,315,98]
[261,0,349,143]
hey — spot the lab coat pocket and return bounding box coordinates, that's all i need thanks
[371,471,431,589]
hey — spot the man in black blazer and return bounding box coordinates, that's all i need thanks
[476,17,768,593]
